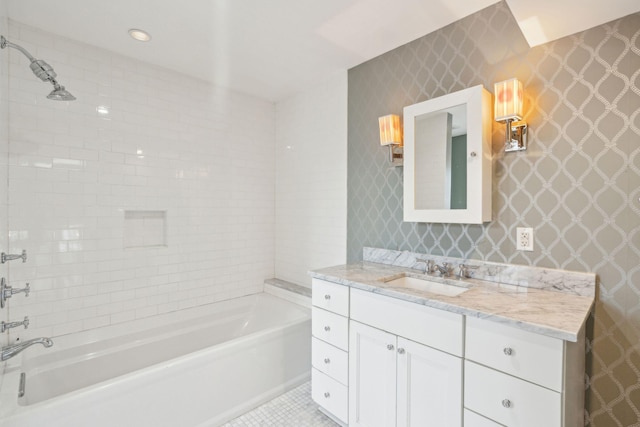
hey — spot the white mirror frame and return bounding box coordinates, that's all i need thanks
[403,85,492,224]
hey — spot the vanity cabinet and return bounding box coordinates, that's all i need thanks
[311,278,587,427]
[349,289,463,427]
[311,279,350,425]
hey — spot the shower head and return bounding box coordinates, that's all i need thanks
[47,81,76,101]
[1,35,76,101]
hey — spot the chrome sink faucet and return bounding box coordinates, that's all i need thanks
[432,262,452,277]
[415,258,452,277]
[1,337,53,361]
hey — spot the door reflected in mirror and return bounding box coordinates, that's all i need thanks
[414,104,467,210]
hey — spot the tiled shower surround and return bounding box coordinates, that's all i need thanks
[4,21,277,338]
[2,17,347,344]
[347,3,639,426]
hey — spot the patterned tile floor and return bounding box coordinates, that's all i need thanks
[222,381,339,427]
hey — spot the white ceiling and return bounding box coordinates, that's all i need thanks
[6,0,640,102]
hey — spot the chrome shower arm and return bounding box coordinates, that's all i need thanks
[0,35,36,62]
[0,34,75,101]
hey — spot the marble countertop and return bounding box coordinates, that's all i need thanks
[309,261,595,342]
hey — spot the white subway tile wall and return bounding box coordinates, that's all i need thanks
[275,72,348,288]
[5,22,276,340]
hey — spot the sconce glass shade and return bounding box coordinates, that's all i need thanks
[494,78,523,122]
[379,114,403,146]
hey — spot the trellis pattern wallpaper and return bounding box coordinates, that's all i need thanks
[347,2,640,426]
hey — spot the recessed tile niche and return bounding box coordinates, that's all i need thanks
[123,210,167,249]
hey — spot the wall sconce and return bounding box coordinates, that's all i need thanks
[378,114,403,166]
[494,78,527,152]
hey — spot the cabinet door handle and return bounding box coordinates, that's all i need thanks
[397,348,405,355]
[324,392,330,398]
[503,347,513,356]
[502,399,512,408]
[387,344,394,351]
[324,325,331,332]
[324,294,331,300]
[324,358,331,364]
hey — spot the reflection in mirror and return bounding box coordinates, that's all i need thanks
[414,104,466,210]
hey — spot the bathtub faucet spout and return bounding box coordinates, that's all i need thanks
[1,337,53,361]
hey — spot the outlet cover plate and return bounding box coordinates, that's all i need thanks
[516,227,534,251]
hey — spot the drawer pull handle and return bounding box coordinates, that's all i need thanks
[324,294,331,300]
[387,344,394,351]
[503,347,513,356]
[324,358,331,364]
[502,399,512,408]
[324,392,330,398]
[324,326,331,332]
[397,348,405,355]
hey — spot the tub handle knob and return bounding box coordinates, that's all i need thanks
[324,392,330,399]
[1,316,29,333]
[1,250,27,264]
[324,358,331,364]
[0,278,30,309]
[324,294,331,300]
[324,326,331,332]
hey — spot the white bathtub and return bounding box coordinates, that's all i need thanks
[0,292,311,427]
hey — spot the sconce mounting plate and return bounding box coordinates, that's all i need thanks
[505,121,528,152]
[389,145,403,167]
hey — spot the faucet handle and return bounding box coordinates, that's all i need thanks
[414,258,432,274]
[457,264,479,279]
[0,279,30,308]
[15,283,30,297]
[426,259,437,274]
[1,316,29,333]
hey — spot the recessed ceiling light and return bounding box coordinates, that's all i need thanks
[128,29,151,42]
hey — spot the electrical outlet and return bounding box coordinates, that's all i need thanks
[516,227,534,251]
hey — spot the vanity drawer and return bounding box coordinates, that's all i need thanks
[312,307,349,351]
[350,288,463,356]
[312,337,349,385]
[312,368,348,424]
[464,409,503,427]
[312,279,349,316]
[466,316,563,391]
[464,361,561,427]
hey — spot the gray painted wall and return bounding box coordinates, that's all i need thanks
[347,2,640,425]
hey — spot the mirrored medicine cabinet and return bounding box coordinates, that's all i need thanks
[403,85,492,224]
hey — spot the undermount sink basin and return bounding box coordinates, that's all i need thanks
[384,276,469,297]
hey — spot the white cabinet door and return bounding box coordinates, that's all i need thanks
[396,337,463,427]
[349,320,397,427]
